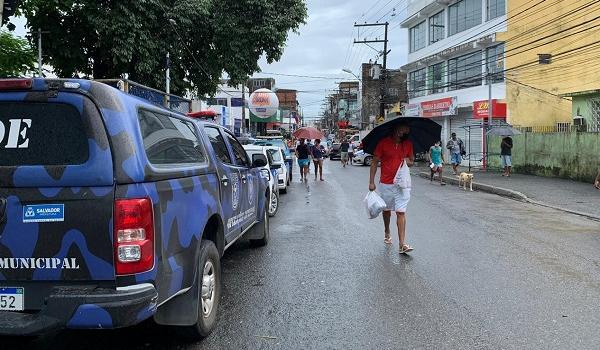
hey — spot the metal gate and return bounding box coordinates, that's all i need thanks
[587,98,600,132]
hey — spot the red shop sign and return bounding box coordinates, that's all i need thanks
[473,100,507,119]
[421,97,456,118]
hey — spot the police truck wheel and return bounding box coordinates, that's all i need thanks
[181,240,221,339]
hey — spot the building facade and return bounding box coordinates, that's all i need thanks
[204,81,249,135]
[361,63,408,128]
[275,89,300,132]
[401,0,507,157]
[337,81,361,128]
[504,0,600,132]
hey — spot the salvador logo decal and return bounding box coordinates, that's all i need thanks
[231,174,240,211]
[23,204,64,223]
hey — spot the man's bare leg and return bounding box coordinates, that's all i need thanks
[383,211,392,244]
[396,212,406,247]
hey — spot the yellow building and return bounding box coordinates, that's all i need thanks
[502,0,600,129]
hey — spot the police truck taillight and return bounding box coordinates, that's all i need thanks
[114,198,154,275]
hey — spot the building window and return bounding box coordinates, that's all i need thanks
[448,51,482,91]
[428,62,445,94]
[207,98,228,106]
[487,0,506,20]
[408,68,427,98]
[429,11,445,44]
[409,21,426,53]
[448,0,482,36]
[230,98,244,107]
[486,44,505,84]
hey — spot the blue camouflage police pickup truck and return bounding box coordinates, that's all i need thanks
[0,78,270,338]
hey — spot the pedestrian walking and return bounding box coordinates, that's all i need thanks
[306,139,313,175]
[501,136,513,177]
[312,139,325,181]
[348,142,355,166]
[428,141,446,185]
[594,170,600,189]
[368,124,415,254]
[340,139,350,167]
[296,139,310,182]
[446,133,465,175]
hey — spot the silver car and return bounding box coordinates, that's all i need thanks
[352,150,374,166]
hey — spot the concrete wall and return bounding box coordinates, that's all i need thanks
[488,133,600,182]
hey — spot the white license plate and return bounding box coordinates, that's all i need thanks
[0,287,24,311]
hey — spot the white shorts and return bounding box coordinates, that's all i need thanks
[378,183,411,213]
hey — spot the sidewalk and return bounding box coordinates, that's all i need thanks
[415,165,600,220]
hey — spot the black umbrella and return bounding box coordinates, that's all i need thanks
[362,117,442,155]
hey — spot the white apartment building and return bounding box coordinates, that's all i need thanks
[401,0,507,158]
[204,82,250,135]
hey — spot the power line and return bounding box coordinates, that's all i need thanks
[257,72,350,80]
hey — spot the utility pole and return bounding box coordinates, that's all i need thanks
[241,81,246,135]
[35,29,49,77]
[483,67,494,170]
[165,52,171,108]
[354,22,390,124]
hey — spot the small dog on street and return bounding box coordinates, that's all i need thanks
[458,172,474,191]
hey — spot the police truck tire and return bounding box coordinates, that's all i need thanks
[180,240,221,339]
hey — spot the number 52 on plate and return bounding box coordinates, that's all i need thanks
[0,287,24,311]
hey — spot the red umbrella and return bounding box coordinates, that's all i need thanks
[293,127,324,140]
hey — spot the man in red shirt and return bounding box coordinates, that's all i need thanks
[368,124,415,254]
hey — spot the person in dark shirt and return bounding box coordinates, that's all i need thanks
[340,140,350,167]
[311,139,325,181]
[501,136,513,177]
[594,170,600,189]
[296,139,310,182]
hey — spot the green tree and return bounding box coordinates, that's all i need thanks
[14,0,307,95]
[0,30,36,77]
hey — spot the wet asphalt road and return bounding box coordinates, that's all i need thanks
[8,160,600,350]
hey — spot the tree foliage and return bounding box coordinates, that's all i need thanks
[15,0,307,95]
[0,30,36,77]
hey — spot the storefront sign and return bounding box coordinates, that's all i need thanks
[404,103,421,117]
[473,100,507,119]
[421,97,457,118]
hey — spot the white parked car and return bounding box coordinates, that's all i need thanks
[352,150,374,166]
[266,146,290,194]
[244,145,280,217]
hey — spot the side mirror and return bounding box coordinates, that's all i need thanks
[252,154,268,168]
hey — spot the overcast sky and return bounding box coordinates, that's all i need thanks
[255,0,409,120]
[11,1,409,119]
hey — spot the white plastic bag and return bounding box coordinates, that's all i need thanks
[393,160,412,189]
[364,191,387,219]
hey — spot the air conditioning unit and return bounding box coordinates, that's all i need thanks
[573,115,586,131]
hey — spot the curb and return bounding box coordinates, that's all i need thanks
[417,172,600,222]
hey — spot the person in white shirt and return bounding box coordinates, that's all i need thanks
[348,142,355,166]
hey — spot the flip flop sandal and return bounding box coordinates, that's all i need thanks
[384,236,392,245]
[399,244,414,254]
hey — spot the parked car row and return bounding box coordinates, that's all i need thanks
[0,78,272,339]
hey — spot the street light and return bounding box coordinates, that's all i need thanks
[342,68,361,81]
